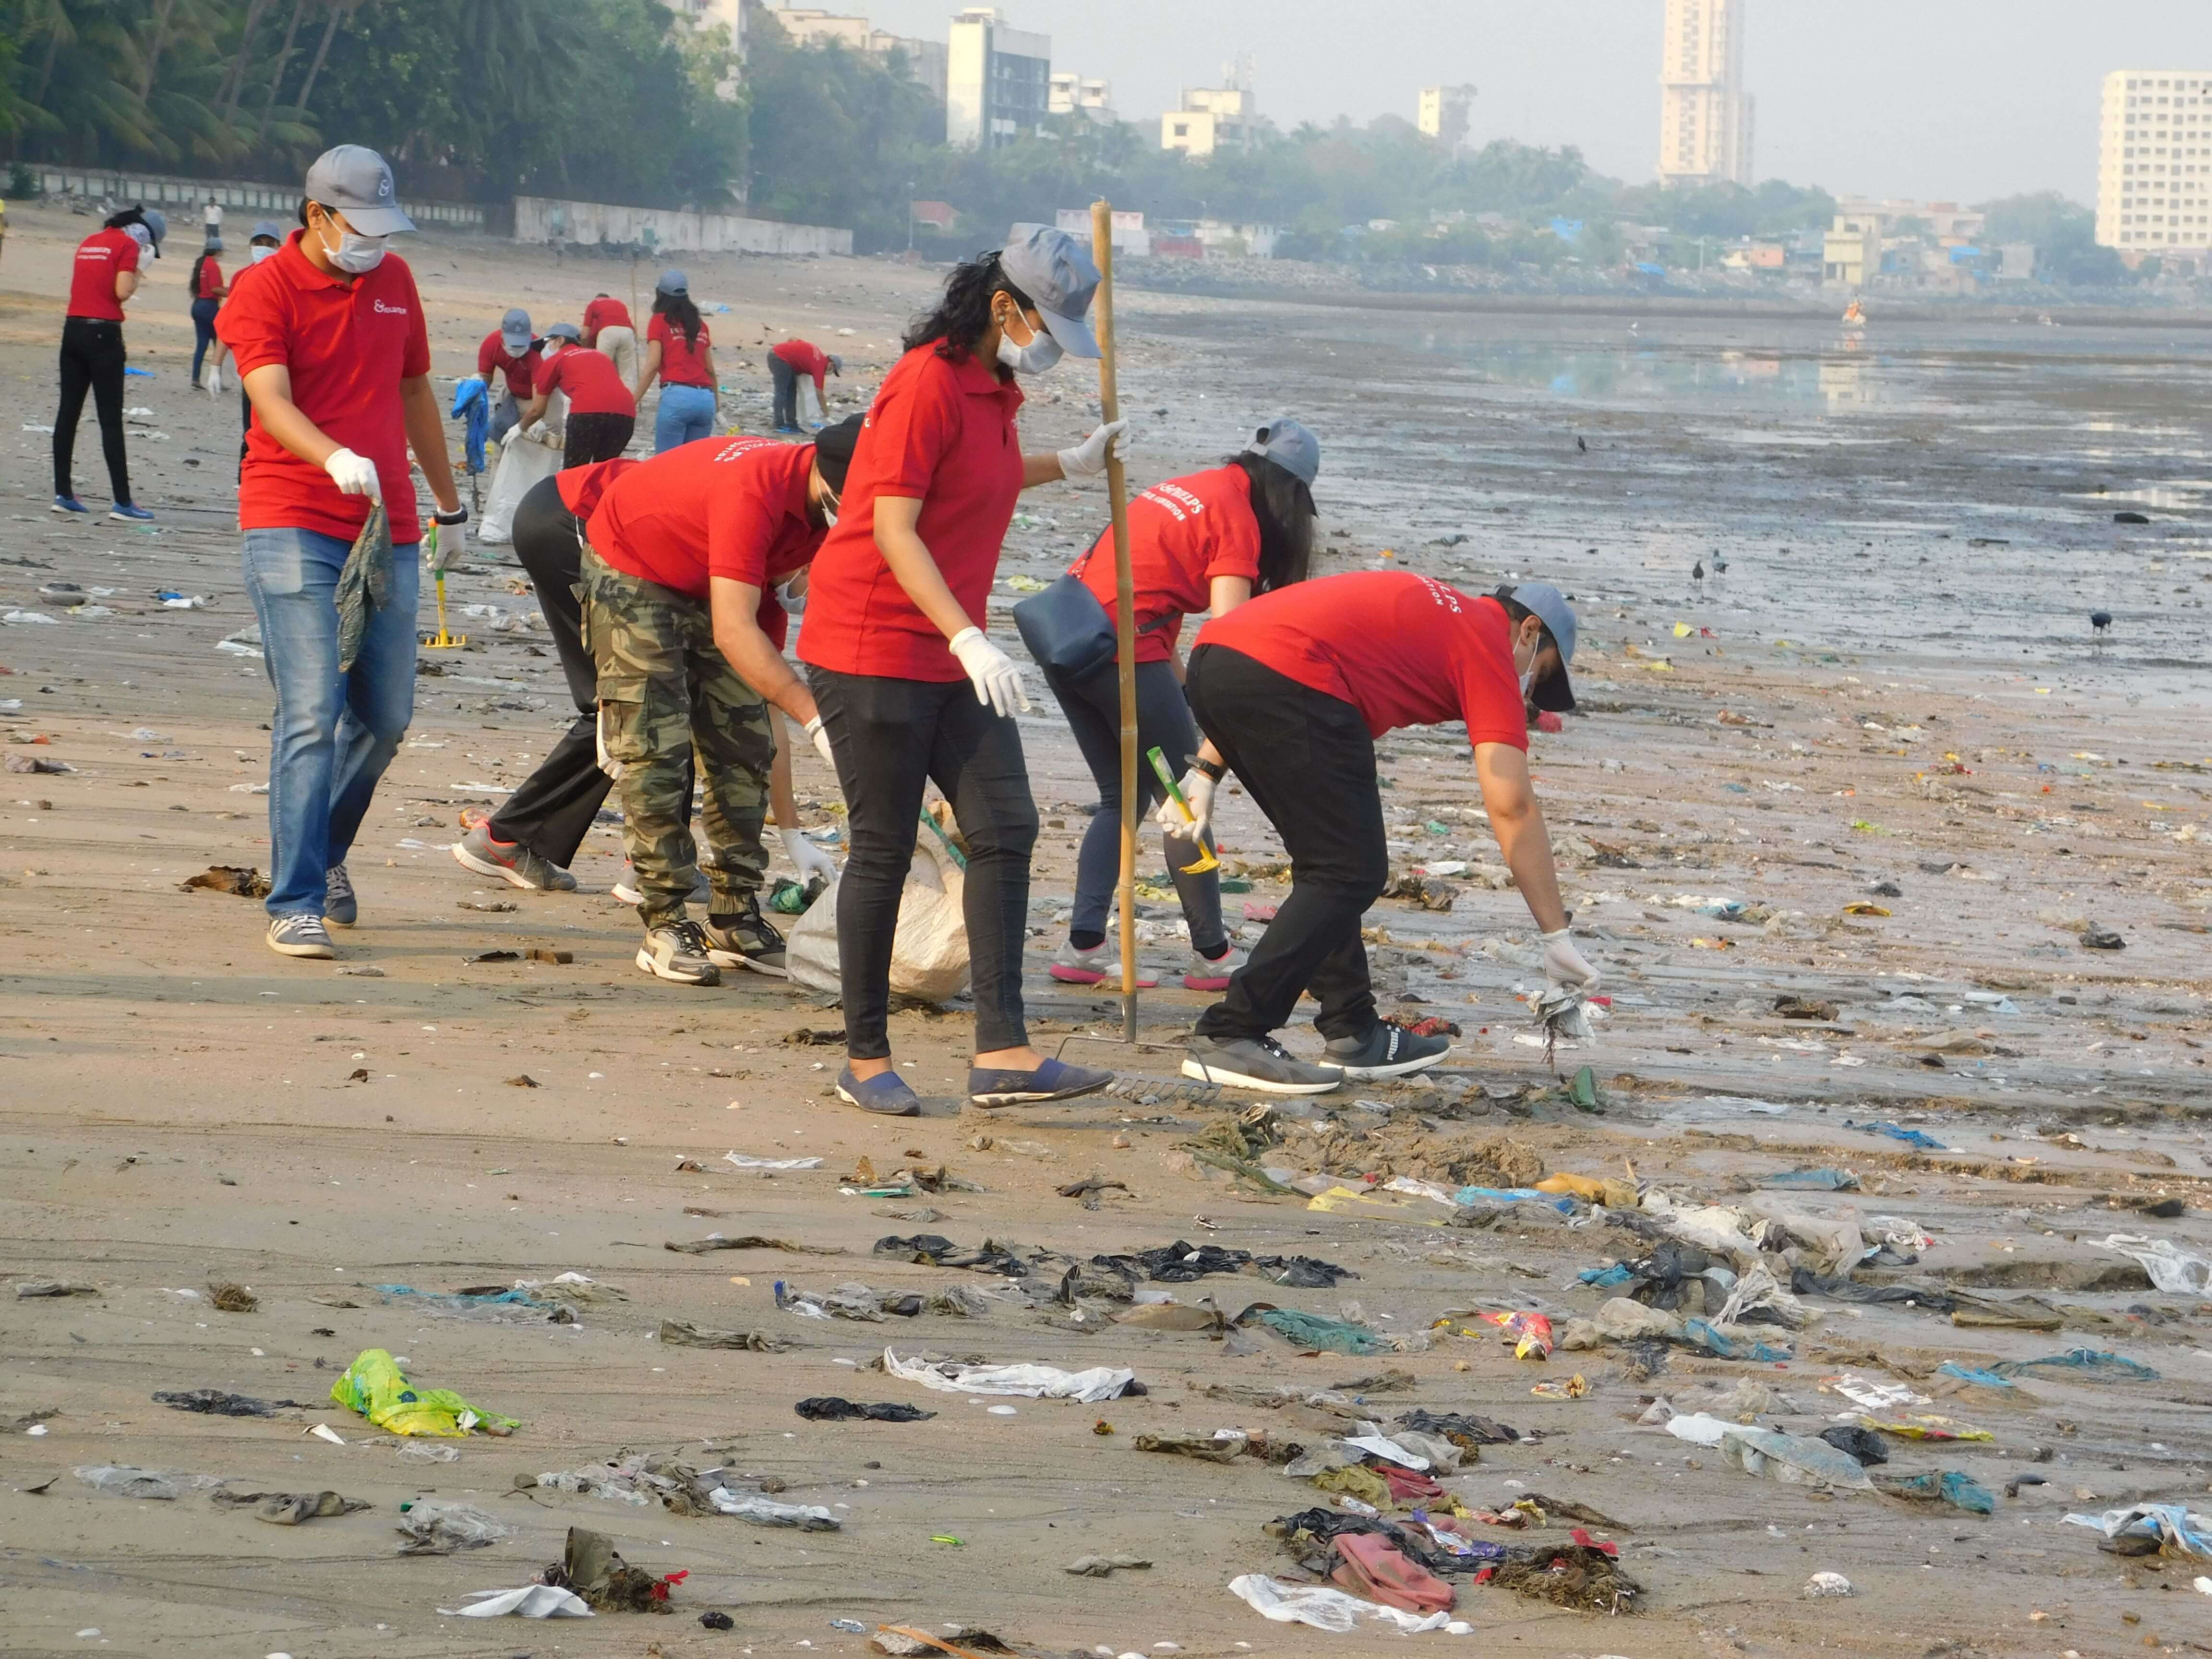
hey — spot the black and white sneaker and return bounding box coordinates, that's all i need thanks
[324,862,357,926]
[701,901,788,977]
[1323,1021,1453,1080]
[637,920,721,985]
[1181,1034,1342,1095]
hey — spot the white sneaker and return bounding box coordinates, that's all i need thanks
[1182,942,1246,992]
[267,913,336,959]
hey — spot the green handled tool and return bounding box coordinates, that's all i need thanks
[1147,746,1219,875]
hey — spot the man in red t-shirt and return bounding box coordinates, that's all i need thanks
[581,292,637,386]
[216,144,466,962]
[52,205,156,520]
[517,321,637,467]
[579,418,861,987]
[768,338,842,433]
[1170,572,1601,1094]
[472,307,540,442]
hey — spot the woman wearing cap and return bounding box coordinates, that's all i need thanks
[52,204,160,522]
[634,270,719,452]
[217,144,468,960]
[516,322,636,467]
[1037,421,1319,996]
[187,243,228,392]
[798,229,1129,1116]
[1167,573,1601,1094]
[206,220,285,414]
[769,337,841,433]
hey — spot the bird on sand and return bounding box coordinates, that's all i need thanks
[1712,551,1729,573]
[1576,435,1588,453]
[2091,611,2113,634]
[1693,559,1706,582]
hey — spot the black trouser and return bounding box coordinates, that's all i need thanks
[1040,654,1226,955]
[564,412,635,469]
[769,355,801,428]
[1186,644,1387,1046]
[190,297,220,383]
[54,317,130,504]
[810,666,1039,1060]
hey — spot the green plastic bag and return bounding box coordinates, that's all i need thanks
[328,1348,520,1438]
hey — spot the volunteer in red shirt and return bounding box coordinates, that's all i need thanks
[515,322,636,467]
[1173,573,1600,1094]
[796,228,1128,1116]
[187,246,228,391]
[577,419,862,988]
[1031,420,1320,995]
[472,307,540,442]
[52,204,161,521]
[217,144,467,962]
[768,337,841,433]
[581,291,637,386]
[634,269,719,451]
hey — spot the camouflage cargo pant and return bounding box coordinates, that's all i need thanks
[580,546,773,929]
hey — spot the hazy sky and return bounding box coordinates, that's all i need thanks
[832,0,2212,203]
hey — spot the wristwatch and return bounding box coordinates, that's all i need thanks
[1190,755,1225,783]
[433,505,469,527]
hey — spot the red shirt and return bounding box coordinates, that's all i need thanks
[648,312,714,387]
[1197,573,1528,751]
[582,296,632,339]
[477,331,541,398]
[535,345,635,417]
[67,228,141,321]
[195,259,225,300]
[1073,464,1261,665]
[555,457,637,522]
[799,345,1025,682]
[587,436,822,647]
[771,338,831,395]
[216,230,433,544]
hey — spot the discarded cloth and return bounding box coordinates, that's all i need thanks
[1090,1239,1355,1290]
[777,1279,993,1321]
[1989,1347,2157,1382]
[1717,1427,1874,1491]
[1816,1425,1890,1465]
[437,1585,592,1618]
[2062,1503,2212,1557]
[1332,1532,1456,1614]
[1841,1118,1948,1151]
[329,1348,519,1438]
[1874,1469,1996,1514]
[872,1234,1036,1277]
[664,1233,837,1255]
[1226,1572,1462,1635]
[1247,1307,1386,1355]
[1394,1409,1521,1447]
[794,1397,936,1422]
[211,1488,370,1525]
[153,1390,300,1417]
[1790,1267,1957,1314]
[656,1321,790,1352]
[881,1348,1137,1403]
[709,1491,840,1529]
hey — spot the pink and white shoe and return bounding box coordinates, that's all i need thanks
[1048,936,1157,988]
[1182,943,1247,992]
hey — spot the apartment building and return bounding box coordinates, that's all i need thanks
[2098,70,2212,254]
[1162,85,1257,157]
[947,8,1050,148]
[767,7,950,104]
[1049,72,1115,123]
[1418,84,1477,150]
[1658,0,1754,187]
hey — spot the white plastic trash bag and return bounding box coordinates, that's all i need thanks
[882,1348,1134,1403]
[476,392,567,546]
[787,833,969,1003]
[1226,1574,1464,1635]
[437,1585,592,1618]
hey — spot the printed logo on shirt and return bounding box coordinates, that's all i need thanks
[710,436,777,465]
[1418,576,1464,614]
[373,298,408,315]
[1135,481,1206,523]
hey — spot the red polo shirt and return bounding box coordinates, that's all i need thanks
[216,230,433,544]
[194,258,225,300]
[648,313,714,387]
[1196,572,1528,752]
[67,228,141,321]
[581,296,632,339]
[555,457,637,522]
[535,345,635,417]
[586,436,822,648]
[477,330,541,398]
[771,338,832,395]
[798,344,1025,682]
[1073,463,1262,665]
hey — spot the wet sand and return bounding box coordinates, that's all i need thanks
[3,200,2211,1658]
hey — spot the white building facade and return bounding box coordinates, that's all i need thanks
[2098,70,2212,255]
[1658,0,1753,187]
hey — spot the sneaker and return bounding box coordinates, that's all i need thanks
[109,503,155,522]
[267,913,336,959]
[1323,1021,1453,1081]
[968,1055,1115,1107]
[1181,1034,1342,1095]
[323,862,357,926]
[836,1066,923,1116]
[1048,936,1157,987]
[701,901,788,977]
[1182,942,1247,993]
[451,822,578,891]
[636,919,721,985]
[612,860,709,907]
[51,494,88,515]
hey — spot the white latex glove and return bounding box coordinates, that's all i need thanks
[947,625,1031,718]
[1157,769,1215,842]
[803,714,835,769]
[1056,418,1130,480]
[781,826,838,888]
[430,517,466,575]
[205,362,222,396]
[1540,928,1601,993]
[324,446,380,498]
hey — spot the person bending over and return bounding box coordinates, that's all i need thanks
[470,307,541,445]
[769,337,842,433]
[518,322,637,467]
[582,291,637,386]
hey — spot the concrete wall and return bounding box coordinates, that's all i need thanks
[29,165,486,229]
[515,196,852,257]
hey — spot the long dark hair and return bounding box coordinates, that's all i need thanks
[902,251,1033,363]
[653,290,703,349]
[188,251,218,295]
[1226,452,1315,593]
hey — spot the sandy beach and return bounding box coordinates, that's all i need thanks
[2,198,2210,1659]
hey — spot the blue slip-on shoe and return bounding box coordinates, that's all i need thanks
[109,502,155,522]
[836,1066,923,1116]
[967,1054,1114,1108]
[51,494,88,515]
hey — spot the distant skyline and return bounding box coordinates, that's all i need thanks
[828,0,2212,204]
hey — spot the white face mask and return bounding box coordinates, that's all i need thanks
[319,215,388,274]
[122,223,153,253]
[995,308,1063,376]
[1515,630,1542,700]
[251,244,277,263]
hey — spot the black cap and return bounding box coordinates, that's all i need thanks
[812,413,865,493]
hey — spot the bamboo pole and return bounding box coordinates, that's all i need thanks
[1091,198,1140,1042]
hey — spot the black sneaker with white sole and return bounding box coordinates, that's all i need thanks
[1181,1033,1342,1095]
[701,901,788,977]
[1322,1021,1453,1080]
[636,919,721,985]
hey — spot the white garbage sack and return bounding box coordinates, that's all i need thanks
[2101,1234,2212,1295]
[476,394,567,546]
[437,1585,592,1618]
[881,1348,1134,1403]
[787,832,969,1003]
[1226,1574,1467,1635]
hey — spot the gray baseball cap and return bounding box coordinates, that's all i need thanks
[251,219,285,242]
[541,320,582,343]
[302,144,414,236]
[825,353,843,376]
[500,308,533,356]
[998,227,1101,358]
[1245,419,1320,486]
[656,267,688,296]
[1503,582,1579,713]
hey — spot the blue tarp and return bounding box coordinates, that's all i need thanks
[449,377,489,476]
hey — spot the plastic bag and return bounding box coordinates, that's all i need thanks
[1226,1572,1464,1635]
[709,1491,842,1529]
[1717,1426,1873,1491]
[881,1347,1135,1403]
[328,1348,519,1438]
[2100,1234,2212,1295]
[476,390,567,546]
[786,833,969,1003]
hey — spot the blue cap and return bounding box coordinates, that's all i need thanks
[541,321,582,343]
[656,267,688,297]
[1504,582,1578,713]
[1245,419,1320,486]
[998,227,1101,358]
[500,308,533,356]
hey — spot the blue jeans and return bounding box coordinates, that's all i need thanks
[242,525,421,917]
[190,297,219,384]
[654,384,717,451]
